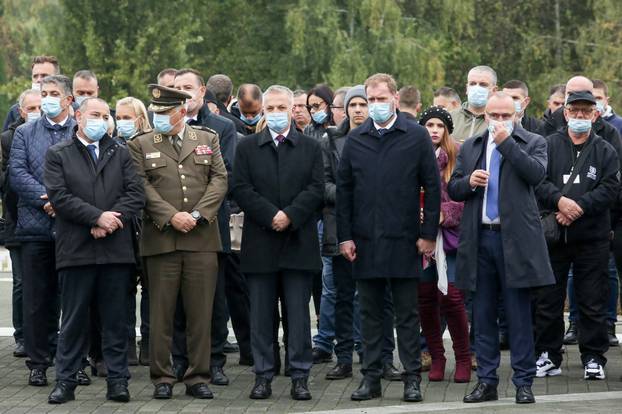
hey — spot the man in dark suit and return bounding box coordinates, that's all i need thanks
[232,85,324,400]
[171,68,252,386]
[337,73,441,403]
[43,98,144,403]
[448,92,555,404]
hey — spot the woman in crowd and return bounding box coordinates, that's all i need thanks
[418,106,471,383]
[303,84,334,140]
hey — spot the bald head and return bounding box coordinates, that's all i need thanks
[485,92,517,125]
[566,76,593,95]
[486,92,515,110]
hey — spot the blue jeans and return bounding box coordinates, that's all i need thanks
[313,255,336,353]
[569,254,618,323]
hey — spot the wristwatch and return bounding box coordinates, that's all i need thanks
[191,210,202,221]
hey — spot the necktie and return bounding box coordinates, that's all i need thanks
[486,147,501,220]
[86,144,98,163]
[170,135,182,154]
[378,128,388,136]
[276,135,285,145]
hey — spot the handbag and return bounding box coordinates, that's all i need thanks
[541,138,594,244]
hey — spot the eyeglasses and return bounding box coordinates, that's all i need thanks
[566,107,594,116]
[306,102,326,111]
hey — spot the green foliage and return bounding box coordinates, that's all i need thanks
[0,0,620,120]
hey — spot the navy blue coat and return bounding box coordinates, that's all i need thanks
[336,113,441,279]
[10,116,76,241]
[447,126,555,290]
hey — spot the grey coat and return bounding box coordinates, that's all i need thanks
[447,126,555,290]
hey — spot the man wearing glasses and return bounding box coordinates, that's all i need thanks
[448,92,554,405]
[533,90,620,381]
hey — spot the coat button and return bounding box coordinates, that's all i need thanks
[203,160,208,164]
[182,186,187,191]
[183,197,188,203]
[178,164,183,169]
[151,163,156,167]
[181,175,186,179]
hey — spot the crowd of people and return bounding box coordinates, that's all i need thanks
[2,55,622,406]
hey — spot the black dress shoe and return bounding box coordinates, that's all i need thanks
[312,347,332,364]
[48,382,75,404]
[138,340,150,366]
[249,377,272,399]
[13,342,26,357]
[153,383,173,399]
[403,380,423,402]
[210,366,229,386]
[29,368,48,386]
[186,383,213,399]
[77,368,91,386]
[223,340,240,353]
[351,378,382,401]
[463,382,498,403]
[382,363,402,381]
[515,385,535,404]
[239,354,254,366]
[291,377,311,400]
[326,363,353,380]
[563,321,578,345]
[107,382,130,402]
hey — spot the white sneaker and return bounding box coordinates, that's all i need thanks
[584,359,605,380]
[536,352,562,377]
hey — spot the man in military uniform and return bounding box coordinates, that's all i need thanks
[128,84,227,400]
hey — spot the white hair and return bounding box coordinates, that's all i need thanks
[263,85,294,107]
[18,89,41,108]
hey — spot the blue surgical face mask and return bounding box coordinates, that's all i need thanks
[467,85,489,108]
[368,102,394,124]
[240,112,261,126]
[41,96,63,118]
[596,100,605,114]
[568,118,592,134]
[75,96,88,107]
[26,111,41,123]
[83,118,107,141]
[488,120,514,137]
[116,119,137,139]
[514,100,522,114]
[153,113,174,134]
[311,109,328,124]
[265,112,290,133]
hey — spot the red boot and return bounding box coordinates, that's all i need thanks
[418,282,446,381]
[441,283,471,383]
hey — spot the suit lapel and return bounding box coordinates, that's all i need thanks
[152,134,179,161]
[94,138,116,176]
[179,127,199,162]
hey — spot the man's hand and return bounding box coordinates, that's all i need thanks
[272,210,291,232]
[417,238,436,256]
[490,121,511,145]
[557,196,583,221]
[96,211,123,233]
[40,194,55,217]
[171,212,197,233]
[556,211,573,226]
[340,240,357,262]
[469,170,489,188]
[90,227,108,239]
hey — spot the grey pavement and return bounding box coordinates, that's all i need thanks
[2,269,622,412]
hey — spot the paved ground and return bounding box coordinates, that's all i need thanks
[2,262,622,413]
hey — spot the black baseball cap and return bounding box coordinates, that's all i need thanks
[565,90,597,106]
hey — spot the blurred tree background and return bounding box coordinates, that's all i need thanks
[0,0,620,120]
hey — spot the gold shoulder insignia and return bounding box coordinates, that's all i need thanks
[153,134,163,143]
[189,130,198,140]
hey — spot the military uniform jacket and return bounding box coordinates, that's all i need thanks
[128,125,228,256]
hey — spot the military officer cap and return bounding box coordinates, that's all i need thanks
[148,84,192,113]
